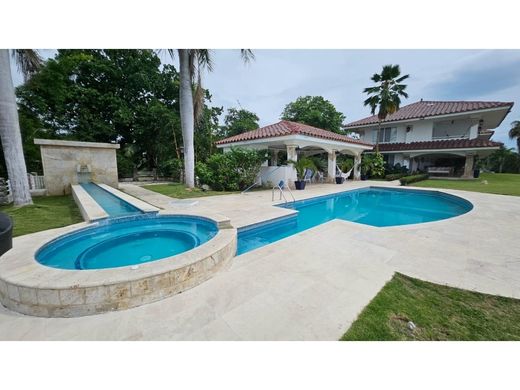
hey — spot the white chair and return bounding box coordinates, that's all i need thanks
[303,169,314,185]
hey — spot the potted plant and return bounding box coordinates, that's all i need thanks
[287,157,317,190]
[360,156,371,180]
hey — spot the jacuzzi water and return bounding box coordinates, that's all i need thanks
[80,182,142,217]
[36,215,219,269]
[237,187,473,255]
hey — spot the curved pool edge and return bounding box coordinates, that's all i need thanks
[0,212,236,318]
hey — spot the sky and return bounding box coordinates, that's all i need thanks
[13,49,520,149]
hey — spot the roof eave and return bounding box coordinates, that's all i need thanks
[344,104,515,129]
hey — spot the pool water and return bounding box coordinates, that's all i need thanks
[80,182,142,218]
[36,215,218,269]
[237,187,472,255]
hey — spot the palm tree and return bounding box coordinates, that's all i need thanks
[167,49,254,188]
[0,49,42,206]
[363,64,409,152]
[509,120,520,152]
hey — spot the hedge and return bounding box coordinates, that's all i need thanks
[385,173,408,181]
[399,174,430,186]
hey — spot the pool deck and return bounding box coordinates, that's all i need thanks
[1,180,519,340]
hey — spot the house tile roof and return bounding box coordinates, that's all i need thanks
[345,100,514,128]
[216,120,373,146]
[376,138,502,152]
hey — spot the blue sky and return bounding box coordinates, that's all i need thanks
[13,49,520,149]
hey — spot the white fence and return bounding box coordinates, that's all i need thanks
[28,173,45,190]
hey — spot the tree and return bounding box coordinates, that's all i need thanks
[0,49,42,206]
[485,146,520,173]
[363,64,409,152]
[509,120,520,152]
[220,107,259,138]
[280,96,346,133]
[168,49,254,188]
[16,50,182,175]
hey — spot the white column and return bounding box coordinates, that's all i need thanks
[462,154,475,178]
[286,145,298,185]
[286,145,298,162]
[327,150,337,183]
[353,153,361,180]
[270,150,279,166]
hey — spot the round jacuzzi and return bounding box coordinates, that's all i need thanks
[36,215,219,270]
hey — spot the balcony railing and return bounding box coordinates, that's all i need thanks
[431,134,468,140]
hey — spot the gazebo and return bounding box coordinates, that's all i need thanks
[216,120,373,186]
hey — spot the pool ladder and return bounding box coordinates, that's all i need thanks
[272,180,295,203]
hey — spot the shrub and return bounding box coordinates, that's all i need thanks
[362,152,385,178]
[385,163,409,176]
[399,174,429,186]
[196,148,265,191]
[385,173,407,181]
[158,158,182,180]
[117,153,134,178]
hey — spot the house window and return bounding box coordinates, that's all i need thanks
[372,127,397,143]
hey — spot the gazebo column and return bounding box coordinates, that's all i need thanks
[270,149,279,166]
[462,153,475,178]
[353,153,361,180]
[286,145,298,184]
[327,150,337,183]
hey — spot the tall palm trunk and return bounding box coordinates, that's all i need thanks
[0,50,32,206]
[178,49,195,188]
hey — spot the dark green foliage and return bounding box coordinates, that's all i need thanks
[11,50,228,180]
[287,157,317,181]
[218,107,259,138]
[194,96,224,163]
[484,146,520,173]
[399,174,429,186]
[116,153,135,178]
[196,148,265,191]
[385,173,407,181]
[342,273,520,341]
[362,152,385,178]
[281,96,346,133]
[157,158,183,180]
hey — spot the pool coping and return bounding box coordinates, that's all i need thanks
[0,211,236,318]
[71,184,109,222]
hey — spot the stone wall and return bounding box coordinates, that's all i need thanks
[34,139,120,196]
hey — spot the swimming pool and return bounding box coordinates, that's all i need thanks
[36,215,219,269]
[237,187,473,255]
[80,182,142,218]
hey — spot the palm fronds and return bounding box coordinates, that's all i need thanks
[12,49,43,80]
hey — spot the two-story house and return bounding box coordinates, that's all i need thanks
[344,100,514,178]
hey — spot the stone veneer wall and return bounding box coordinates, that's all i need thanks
[34,139,120,196]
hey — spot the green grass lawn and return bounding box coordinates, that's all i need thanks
[0,196,83,237]
[412,173,520,196]
[143,183,237,199]
[341,273,520,341]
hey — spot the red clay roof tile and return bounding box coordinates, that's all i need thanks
[376,138,502,152]
[345,100,513,128]
[216,120,372,146]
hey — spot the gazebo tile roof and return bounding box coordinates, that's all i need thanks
[216,120,372,147]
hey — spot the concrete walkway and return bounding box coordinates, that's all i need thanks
[1,181,519,340]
